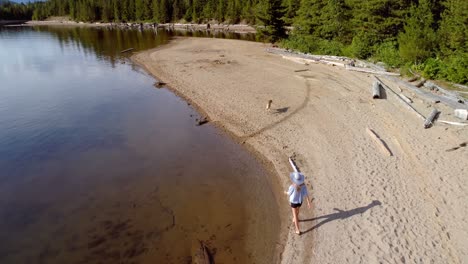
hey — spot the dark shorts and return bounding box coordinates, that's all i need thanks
[291,203,302,208]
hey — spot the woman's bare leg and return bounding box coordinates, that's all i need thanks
[292,207,300,234]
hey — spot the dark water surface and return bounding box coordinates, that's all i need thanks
[0,26,279,264]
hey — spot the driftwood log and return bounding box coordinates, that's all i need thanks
[121,48,134,53]
[366,128,392,156]
[424,109,440,129]
[372,81,382,99]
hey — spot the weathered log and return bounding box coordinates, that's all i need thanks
[424,109,440,129]
[372,81,381,99]
[399,93,413,104]
[366,128,392,156]
[121,48,134,53]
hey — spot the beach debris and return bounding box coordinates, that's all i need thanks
[366,127,392,156]
[288,157,299,173]
[374,76,426,121]
[345,66,400,76]
[445,142,467,152]
[454,109,468,120]
[154,81,167,87]
[414,78,426,88]
[424,108,440,129]
[294,69,309,72]
[407,76,419,82]
[266,100,273,110]
[438,120,468,126]
[121,48,134,53]
[372,81,382,99]
[191,240,212,264]
[399,94,413,104]
[196,116,209,126]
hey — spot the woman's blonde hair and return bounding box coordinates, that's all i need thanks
[294,183,304,191]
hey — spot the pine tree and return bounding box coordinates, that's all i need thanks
[398,0,437,63]
[438,0,467,55]
[294,0,326,35]
[256,0,286,42]
[135,0,144,20]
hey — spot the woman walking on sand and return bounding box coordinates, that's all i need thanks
[285,172,311,235]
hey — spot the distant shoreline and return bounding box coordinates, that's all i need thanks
[3,20,257,34]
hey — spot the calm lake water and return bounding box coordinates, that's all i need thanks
[0,26,279,264]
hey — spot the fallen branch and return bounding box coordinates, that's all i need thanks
[294,69,309,72]
[366,128,392,156]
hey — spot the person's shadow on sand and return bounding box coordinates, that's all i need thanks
[301,200,382,234]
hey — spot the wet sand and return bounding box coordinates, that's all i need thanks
[133,37,468,263]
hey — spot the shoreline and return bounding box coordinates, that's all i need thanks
[131,41,290,262]
[6,20,256,34]
[132,37,468,263]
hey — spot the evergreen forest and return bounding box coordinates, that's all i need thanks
[1,0,467,84]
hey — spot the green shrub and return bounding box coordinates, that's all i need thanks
[280,35,344,56]
[422,58,446,79]
[348,31,377,59]
[280,34,320,53]
[444,53,468,84]
[374,41,403,68]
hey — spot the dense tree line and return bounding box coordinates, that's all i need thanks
[0,1,36,20]
[1,0,466,83]
[285,0,467,83]
[27,0,267,23]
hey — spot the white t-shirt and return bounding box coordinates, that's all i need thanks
[287,184,308,204]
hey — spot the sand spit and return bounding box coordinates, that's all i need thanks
[17,20,256,33]
[132,38,468,263]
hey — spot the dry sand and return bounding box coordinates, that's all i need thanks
[133,38,468,263]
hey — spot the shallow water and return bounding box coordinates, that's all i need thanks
[0,26,279,264]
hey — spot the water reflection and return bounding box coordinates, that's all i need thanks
[0,26,278,264]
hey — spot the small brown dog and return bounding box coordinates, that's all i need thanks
[266,100,273,110]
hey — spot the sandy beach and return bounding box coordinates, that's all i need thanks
[133,38,468,263]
